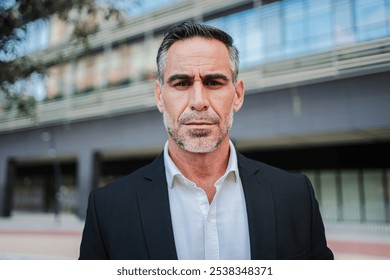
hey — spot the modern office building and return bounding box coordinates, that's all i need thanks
[1,0,389,230]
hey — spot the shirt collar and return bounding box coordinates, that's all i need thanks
[163,140,239,189]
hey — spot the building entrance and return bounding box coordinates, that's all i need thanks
[11,160,77,214]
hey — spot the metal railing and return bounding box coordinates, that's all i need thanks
[242,37,390,94]
[0,82,156,132]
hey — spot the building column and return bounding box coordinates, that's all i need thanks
[0,158,15,217]
[77,150,100,219]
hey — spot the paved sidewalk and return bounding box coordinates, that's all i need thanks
[0,212,84,259]
[325,222,390,260]
[0,212,389,260]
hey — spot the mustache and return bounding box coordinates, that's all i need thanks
[179,112,220,124]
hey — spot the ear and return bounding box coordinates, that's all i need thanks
[155,80,164,113]
[233,79,245,112]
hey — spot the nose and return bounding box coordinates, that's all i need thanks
[189,82,209,111]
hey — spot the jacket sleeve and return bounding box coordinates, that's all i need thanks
[305,176,334,260]
[79,190,109,260]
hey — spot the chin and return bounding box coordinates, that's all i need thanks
[180,137,224,154]
[182,145,218,154]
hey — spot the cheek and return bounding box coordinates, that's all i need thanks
[163,96,187,120]
[213,96,234,117]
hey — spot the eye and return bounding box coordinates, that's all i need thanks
[176,81,191,86]
[205,80,223,89]
[173,81,192,90]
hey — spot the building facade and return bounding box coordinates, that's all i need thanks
[1,0,390,228]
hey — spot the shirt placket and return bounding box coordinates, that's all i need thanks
[204,201,219,259]
[193,181,220,260]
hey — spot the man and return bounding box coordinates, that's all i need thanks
[79,21,334,260]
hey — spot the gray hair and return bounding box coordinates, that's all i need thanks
[156,21,239,84]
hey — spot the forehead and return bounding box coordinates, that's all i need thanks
[165,37,231,74]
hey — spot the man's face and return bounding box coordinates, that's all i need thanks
[155,37,244,153]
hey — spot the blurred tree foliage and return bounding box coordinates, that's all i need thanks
[0,0,124,116]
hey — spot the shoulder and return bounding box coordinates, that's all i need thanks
[92,153,165,198]
[237,152,303,178]
[237,152,312,193]
[237,152,318,212]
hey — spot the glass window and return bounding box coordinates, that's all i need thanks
[47,65,67,100]
[283,0,306,57]
[92,52,105,89]
[320,170,338,220]
[306,0,333,52]
[205,0,390,66]
[49,16,72,45]
[105,44,132,87]
[128,40,150,82]
[363,169,386,222]
[241,9,263,67]
[225,13,246,63]
[355,0,388,41]
[206,9,263,69]
[261,2,283,62]
[76,54,98,93]
[334,0,356,45]
[142,37,160,81]
[340,170,361,221]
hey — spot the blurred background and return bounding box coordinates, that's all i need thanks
[0,0,389,260]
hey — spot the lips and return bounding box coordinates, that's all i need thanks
[184,122,214,125]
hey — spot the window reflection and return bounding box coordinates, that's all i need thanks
[355,0,388,41]
[205,0,390,68]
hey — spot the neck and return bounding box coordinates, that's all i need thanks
[167,137,231,203]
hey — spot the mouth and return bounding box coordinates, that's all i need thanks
[183,122,215,127]
[185,122,213,125]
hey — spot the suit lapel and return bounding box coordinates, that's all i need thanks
[238,153,277,259]
[137,154,178,260]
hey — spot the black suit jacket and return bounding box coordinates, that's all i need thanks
[79,152,333,260]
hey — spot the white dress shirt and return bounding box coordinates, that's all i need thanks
[163,141,251,260]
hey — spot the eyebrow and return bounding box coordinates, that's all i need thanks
[166,73,230,84]
[167,74,192,84]
[202,73,230,81]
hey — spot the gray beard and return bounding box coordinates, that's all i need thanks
[163,110,234,153]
